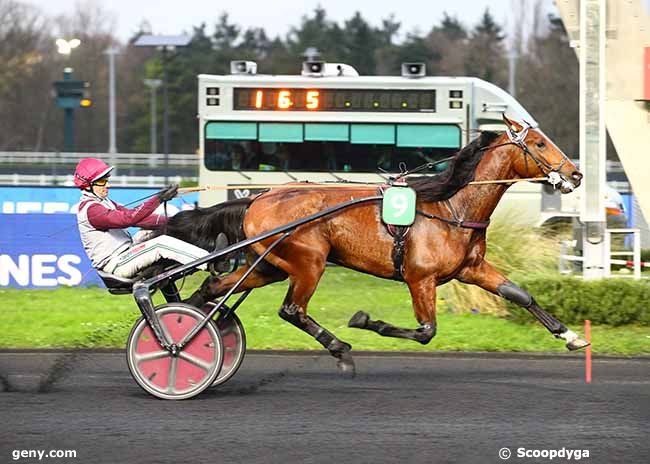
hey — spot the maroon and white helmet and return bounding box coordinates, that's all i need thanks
[73,158,114,189]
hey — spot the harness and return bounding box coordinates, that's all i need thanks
[380,122,569,280]
[380,185,490,280]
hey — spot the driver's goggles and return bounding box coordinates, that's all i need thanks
[93,177,110,187]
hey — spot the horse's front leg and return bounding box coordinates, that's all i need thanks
[456,260,589,351]
[348,275,437,344]
[279,275,356,377]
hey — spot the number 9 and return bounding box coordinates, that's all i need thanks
[391,193,408,217]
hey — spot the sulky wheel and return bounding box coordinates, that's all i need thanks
[212,313,247,387]
[126,303,224,400]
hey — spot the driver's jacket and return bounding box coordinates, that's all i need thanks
[77,191,166,269]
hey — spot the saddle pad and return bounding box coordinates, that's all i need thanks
[382,186,416,226]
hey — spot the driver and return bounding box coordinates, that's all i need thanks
[74,157,226,278]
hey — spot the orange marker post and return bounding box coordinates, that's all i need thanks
[585,320,592,384]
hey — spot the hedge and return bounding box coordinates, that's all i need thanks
[505,277,650,326]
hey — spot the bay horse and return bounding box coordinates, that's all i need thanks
[164,115,588,374]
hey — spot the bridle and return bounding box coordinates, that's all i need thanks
[500,122,573,190]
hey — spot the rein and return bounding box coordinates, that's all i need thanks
[178,175,548,195]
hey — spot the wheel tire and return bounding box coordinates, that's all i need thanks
[126,303,224,400]
[212,313,246,387]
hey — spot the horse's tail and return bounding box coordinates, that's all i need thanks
[161,197,253,251]
[210,197,253,244]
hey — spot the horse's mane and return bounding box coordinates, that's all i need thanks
[407,130,501,202]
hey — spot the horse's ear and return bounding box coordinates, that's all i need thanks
[502,113,522,132]
[502,113,515,129]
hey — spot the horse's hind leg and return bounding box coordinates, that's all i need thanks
[348,276,437,345]
[457,259,589,350]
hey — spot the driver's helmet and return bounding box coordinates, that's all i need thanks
[73,158,114,189]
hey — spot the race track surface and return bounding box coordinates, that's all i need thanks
[0,351,648,464]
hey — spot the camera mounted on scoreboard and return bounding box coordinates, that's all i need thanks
[301,61,359,78]
[401,62,426,78]
[230,61,258,75]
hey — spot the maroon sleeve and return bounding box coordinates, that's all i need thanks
[87,196,162,230]
[134,213,167,229]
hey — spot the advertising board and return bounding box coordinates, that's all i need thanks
[0,186,198,288]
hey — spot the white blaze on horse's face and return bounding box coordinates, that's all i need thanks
[503,115,583,194]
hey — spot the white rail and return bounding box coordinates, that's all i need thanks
[0,151,199,166]
[559,228,645,279]
[604,228,642,279]
[0,174,193,187]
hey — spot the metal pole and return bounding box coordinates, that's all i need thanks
[162,48,169,184]
[508,47,517,97]
[580,0,608,280]
[151,86,157,155]
[63,108,74,152]
[143,79,161,163]
[62,69,74,152]
[106,47,118,156]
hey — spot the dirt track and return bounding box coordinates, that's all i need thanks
[1,351,648,463]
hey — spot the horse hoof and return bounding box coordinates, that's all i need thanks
[337,358,356,378]
[348,311,369,329]
[566,337,590,351]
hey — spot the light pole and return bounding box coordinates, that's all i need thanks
[105,46,119,156]
[508,46,517,98]
[134,35,191,183]
[55,38,81,152]
[144,79,162,157]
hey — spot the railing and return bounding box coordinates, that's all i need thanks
[0,174,192,187]
[0,151,199,167]
[559,228,645,278]
[604,228,642,279]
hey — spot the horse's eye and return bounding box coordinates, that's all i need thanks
[536,141,546,149]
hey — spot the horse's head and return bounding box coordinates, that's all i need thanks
[502,114,582,193]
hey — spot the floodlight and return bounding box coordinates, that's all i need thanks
[56,38,81,55]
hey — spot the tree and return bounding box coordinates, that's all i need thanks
[439,13,467,41]
[464,8,507,87]
[426,13,469,76]
[340,12,382,75]
[516,14,579,157]
[287,7,345,64]
[0,0,54,150]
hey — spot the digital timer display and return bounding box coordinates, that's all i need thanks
[233,88,436,112]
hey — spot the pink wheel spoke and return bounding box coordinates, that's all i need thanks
[134,350,169,364]
[167,357,178,393]
[178,351,215,372]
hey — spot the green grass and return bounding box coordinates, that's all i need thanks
[0,268,648,355]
